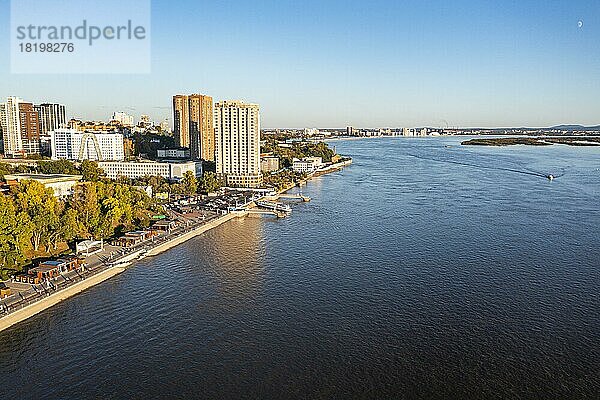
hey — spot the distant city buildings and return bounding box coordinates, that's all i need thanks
[214,100,261,188]
[111,111,134,127]
[139,114,151,127]
[98,160,198,181]
[304,128,319,136]
[50,128,125,161]
[173,94,214,161]
[159,119,170,133]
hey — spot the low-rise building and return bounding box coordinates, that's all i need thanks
[3,173,82,197]
[260,155,280,173]
[292,157,323,173]
[98,160,198,181]
[157,148,191,159]
[16,257,84,284]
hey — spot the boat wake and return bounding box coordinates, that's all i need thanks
[407,154,565,180]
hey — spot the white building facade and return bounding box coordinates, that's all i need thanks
[111,111,134,127]
[98,161,198,181]
[50,128,124,161]
[292,157,323,173]
[214,100,261,187]
[0,97,24,157]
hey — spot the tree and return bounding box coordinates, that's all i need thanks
[0,194,31,272]
[0,163,14,180]
[11,180,59,252]
[181,171,198,195]
[37,160,79,175]
[71,182,101,238]
[199,172,223,193]
[81,160,104,182]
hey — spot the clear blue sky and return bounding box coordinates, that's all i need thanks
[0,0,598,128]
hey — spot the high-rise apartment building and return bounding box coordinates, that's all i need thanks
[0,97,23,157]
[35,103,66,135]
[0,97,41,157]
[173,94,214,161]
[214,100,261,188]
[50,128,124,161]
[18,102,41,155]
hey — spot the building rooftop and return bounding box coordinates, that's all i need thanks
[4,174,83,183]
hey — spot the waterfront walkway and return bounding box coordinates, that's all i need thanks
[0,212,224,326]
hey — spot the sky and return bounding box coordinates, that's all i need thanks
[0,0,599,128]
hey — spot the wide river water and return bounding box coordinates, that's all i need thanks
[1,137,599,399]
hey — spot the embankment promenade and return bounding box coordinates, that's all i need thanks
[0,266,127,332]
[0,212,239,333]
[0,158,352,333]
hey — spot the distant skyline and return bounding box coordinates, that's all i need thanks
[1,0,599,128]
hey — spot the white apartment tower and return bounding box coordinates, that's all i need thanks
[214,100,262,187]
[50,128,124,161]
[0,97,23,157]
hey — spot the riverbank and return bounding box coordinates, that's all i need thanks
[0,212,239,332]
[0,159,353,332]
[0,265,127,332]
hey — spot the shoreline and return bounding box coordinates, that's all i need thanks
[0,212,238,333]
[0,160,352,333]
[0,265,127,332]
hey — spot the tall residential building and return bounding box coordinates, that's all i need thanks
[19,102,41,155]
[111,111,134,127]
[0,97,41,156]
[214,100,261,188]
[35,103,66,135]
[0,97,22,157]
[173,94,214,161]
[50,128,124,161]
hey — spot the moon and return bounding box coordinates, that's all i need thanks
[578,20,583,28]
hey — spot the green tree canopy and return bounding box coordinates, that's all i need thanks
[80,160,104,182]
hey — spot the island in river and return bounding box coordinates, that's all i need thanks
[462,137,600,146]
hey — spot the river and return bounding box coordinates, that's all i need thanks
[1,136,599,399]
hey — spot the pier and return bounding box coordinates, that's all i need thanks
[277,193,311,202]
[255,200,292,214]
[245,209,289,218]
